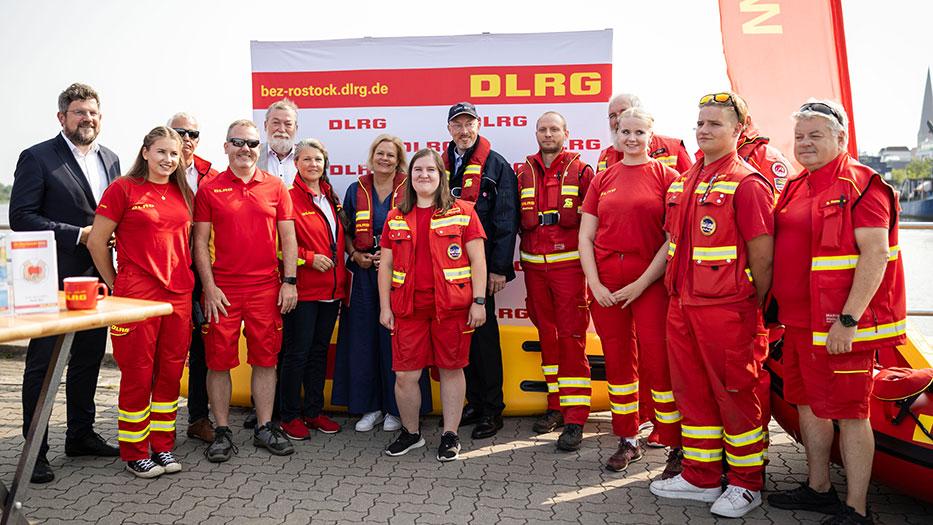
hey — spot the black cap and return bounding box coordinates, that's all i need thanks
[448,102,478,122]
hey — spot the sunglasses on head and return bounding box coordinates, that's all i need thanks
[699,92,741,122]
[228,137,260,149]
[799,102,844,126]
[173,128,200,139]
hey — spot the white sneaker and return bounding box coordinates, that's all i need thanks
[710,485,761,518]
[355,411,384,432]
[383,414,402,432]
[649,474,722,503]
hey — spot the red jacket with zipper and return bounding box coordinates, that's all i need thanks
[288,176,347,301]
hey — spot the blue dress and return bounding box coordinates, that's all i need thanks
[331,181,432,416]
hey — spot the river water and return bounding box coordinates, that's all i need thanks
[2,203,931,339]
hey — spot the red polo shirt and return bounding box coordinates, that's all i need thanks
[194,168,294,288]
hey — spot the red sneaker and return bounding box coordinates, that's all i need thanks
[302,414,341,434]
[280,418,310,440]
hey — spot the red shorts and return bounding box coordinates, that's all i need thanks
[392,309,472,371]
[202,284,283,371]
[782,326,876,419]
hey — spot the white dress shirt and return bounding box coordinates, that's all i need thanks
[185,161,199,194]
[61,131,107,203]
[266,145,297,186]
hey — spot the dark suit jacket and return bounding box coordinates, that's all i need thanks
[9,133,121,283]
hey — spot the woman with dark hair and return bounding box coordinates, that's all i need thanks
[88,126,194,478]
[378,149,487,462]
[333,134,431,433]
[278,139,348,440]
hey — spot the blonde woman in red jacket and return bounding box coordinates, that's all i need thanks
[278,139,348,440]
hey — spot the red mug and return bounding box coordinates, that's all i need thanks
[64,277,109,310]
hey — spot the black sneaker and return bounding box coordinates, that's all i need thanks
[767,482,844,515]
[556,423,583,451]
[385,427,425,456]
[126,458,165,479]
[151,451,182,474]
[821,505,874,525]
[532,410,564,434]
[437,431,461,462]
[206,426,237,463]
[254,422,295,456]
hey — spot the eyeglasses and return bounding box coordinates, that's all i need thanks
[173,128,200,139]
[449,121,477,132]
[228,138,260,149]
[799,102,844,126]
[699,92,741,122]
[67,109,99,119]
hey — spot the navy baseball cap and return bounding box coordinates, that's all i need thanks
[448,102,479,122]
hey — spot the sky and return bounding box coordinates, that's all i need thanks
[1,0,930,184]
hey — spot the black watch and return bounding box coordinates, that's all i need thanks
[838,314,858,327]
[282,276,297,285]
[473,297,486,305]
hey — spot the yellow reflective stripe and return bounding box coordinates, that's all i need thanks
[149,420,176,432]
[520,188,535,199]
[392,270,406,285]
[694,181,739,195]
[560,395,591,406]
[431,215,470,228]
[692,246,738,261]
[118,407,150,423]
[667,242,676,257]
[387,219,410,231]
[683,446,724,462]
[520,250,580,264]
[557,377,592,388]
[651,390,675,403]
[745,267,754,282]
[118,426,150,443]
[597,161,607,172]
[151,399,179,413]
[464,164,481,175]
[812,319,907,346]
[542,365,559,375]
[682,425,724,439]
[668,181,684,193]
[442,266,472,281]
[811,245,900,271]
[655,409,683,423]
[355,210,371,220]
[724,427,763,447]
[656,155,677,166]
[561,185,579,196]
[608,382,639,396]
[610,401,638,414]
[833,369,871,374]
[726,450,765,467]
[889,245,901,261]
[547,382,559,393]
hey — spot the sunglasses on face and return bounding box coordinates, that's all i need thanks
[228,137,260,149]
[699,92,742,122]
[173,128,200,139]
[799,102,844,126]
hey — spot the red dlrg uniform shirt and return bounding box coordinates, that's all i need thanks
[194,168,294,288]
[97,176,194,293]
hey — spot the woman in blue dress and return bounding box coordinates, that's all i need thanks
[332,134,432,431]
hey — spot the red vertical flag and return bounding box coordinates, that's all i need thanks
[718,0,858,161]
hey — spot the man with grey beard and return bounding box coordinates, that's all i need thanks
[10,82,122,483]
[258,98,299,185]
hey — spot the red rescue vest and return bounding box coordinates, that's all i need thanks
[353,172,406,252]
[385,200,477,318]
[443,136,491,202]
[516,151,590,268]
[664,154,770,305]
[775,153,907,350]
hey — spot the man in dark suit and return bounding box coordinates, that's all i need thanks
[10,83,122,484]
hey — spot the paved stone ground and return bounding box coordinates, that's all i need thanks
[0,356,930,525]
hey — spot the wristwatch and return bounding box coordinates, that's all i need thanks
[282,276,297,285]
[473,297,486,305]
[838,314,858,327]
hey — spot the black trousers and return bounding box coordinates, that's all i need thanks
[21,327,108,458]
[464,294,505,417]
[278,300,341,421]
[186,326,210,422]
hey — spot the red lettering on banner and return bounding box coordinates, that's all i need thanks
[567,139,603,151]
[330,165,370,176]
[252,64,611,109]
[498,308,529,320]
[328,118,387,130]
[481,116,527,128]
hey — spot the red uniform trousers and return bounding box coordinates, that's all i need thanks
[111,273,192,461]
[667,297,765,491]
[524,266,591,425]
[755,325,772,459]
[589,253,680,444]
